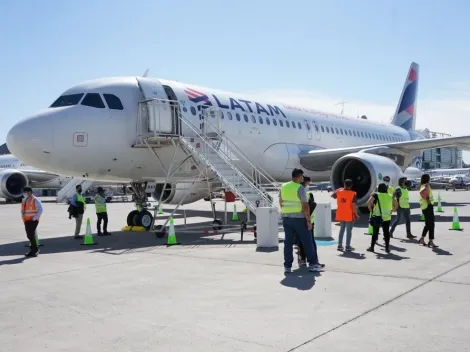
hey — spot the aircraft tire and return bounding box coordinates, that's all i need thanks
[127,210,140,226]
[212,219,223,230]
[133,210,153,230]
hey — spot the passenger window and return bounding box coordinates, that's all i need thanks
[251,115,256,123]
[360,132,364,138]
[331,127,334,133]
[236,113,241,121]
[279,119,284,127]
[335,128,339,134]
[348,130,352,136]
[353,131,356,136]
[220,112,224,119]
[321,126,324,132]
[259,116,264,124]
[286,121,290,128]
[244,114,248,122]
[297,122,301,129]
[103,94,124,110]
[314,123,319,131]
[81,93,105,109]
[266,117,271,125]
[227,112,233,120]
[50,93,84,108]
[273,119,277,126]
[306,123,310,130]
[292,122,296,129]
[340,129,344,135]
[325,126,329,133]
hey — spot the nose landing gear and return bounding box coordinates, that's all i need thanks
[126,182,154,230]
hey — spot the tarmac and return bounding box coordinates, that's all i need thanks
[1,189,470,351]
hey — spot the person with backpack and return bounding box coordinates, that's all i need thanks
[295,177,325,268]
[366,183,398,253]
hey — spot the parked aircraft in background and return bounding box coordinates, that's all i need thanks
[7,62,470,228]
[0,154,72,201]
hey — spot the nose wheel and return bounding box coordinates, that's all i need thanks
[126,209,153,230]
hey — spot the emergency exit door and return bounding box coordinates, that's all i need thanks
[305,120,312,140]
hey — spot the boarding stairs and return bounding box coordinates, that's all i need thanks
[56,178,95,204]
[134,99,281,215]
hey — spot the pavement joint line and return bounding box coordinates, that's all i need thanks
[285,257,470,352]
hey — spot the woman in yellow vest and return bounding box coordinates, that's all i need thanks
[418,174,438,248]
[366,183,398,253]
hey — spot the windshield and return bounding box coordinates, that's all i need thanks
[50,93,84,108]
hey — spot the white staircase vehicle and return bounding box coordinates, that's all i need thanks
[56,179,95,203]
[135,99,281,215]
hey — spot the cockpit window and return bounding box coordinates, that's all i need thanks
[50,93,84,108]
[81,93,105,109]
[103,94,124,110]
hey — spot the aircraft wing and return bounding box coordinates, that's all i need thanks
[17,169,60,184]
[299,135,470,171]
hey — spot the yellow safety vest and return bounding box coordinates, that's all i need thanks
[373,192,393,221]
[94,194,107,213]
[76,193,86,210]
[388,186,394,196]
[281,181,302,214]
[396,186,410,209]
[419,185,434,210]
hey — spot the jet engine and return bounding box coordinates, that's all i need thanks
[330,153,402,206]
[152,182,211,205]
[0,169,29,200]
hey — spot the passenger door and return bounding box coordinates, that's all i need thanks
[304,120,312,140]
[136,77,173,134]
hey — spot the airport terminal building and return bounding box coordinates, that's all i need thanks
[417,129,464,169]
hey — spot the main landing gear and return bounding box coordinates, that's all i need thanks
[126,181,153,230]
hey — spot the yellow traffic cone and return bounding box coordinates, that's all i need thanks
[158,206,163,215]
[167,217,180,246]
[450,207,463,231]
[81,218,97,245]
[437,194,444,213]
[232,204,239,221]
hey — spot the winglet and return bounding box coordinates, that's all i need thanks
[142,68,150,77]
[391,62,419,131]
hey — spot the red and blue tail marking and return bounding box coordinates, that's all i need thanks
[391,62,419,131]
[184,87,212,106]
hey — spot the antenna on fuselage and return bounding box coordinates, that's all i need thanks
[335,101,349,115]
[142,68,150,77]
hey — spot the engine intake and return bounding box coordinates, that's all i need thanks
[0,170,29,200]
[152,182,211,205]
[330,153,402,205]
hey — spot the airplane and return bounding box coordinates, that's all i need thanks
[7,61,470,229]
[0,154,73,202]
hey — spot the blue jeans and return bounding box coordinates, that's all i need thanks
[283,217,317,268]
[338,221,354,248]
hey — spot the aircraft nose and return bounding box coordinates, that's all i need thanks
[7,111,54,165]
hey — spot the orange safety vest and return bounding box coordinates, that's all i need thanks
[335,188,356,222]
[22,196,39,222]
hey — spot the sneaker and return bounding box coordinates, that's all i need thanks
[366,247,374,252]
[308,264,322,272]
[284,267,292,274]
[337,245,344,251]
[345,246,355,252]
[317,263,326,268]
[298,260,307,268]
[407,234,417,239]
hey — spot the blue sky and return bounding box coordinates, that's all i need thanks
[1,0,470,161]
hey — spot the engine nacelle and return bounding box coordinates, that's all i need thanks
[0,170,29,200]
[330,153,402,205]
[152,182,211,205]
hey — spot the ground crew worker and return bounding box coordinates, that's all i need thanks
[366,183,398,253]
[279,168,321,273]
[332,179,359,252]
[71,184,86,239]
[418,173,438,248]
[383,176,395,195]
[95,187,111,236]
[21,187,43,257]
[390,177,416,239]
[296,177,325,268]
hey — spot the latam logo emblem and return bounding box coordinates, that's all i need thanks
[183,87,212,105]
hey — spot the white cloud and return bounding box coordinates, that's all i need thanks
[249,89,470,163]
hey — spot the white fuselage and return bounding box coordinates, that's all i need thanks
[6,77,414,186]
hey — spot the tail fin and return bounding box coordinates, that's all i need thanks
[391,62,419,131]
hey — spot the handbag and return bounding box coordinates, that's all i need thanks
[369,195,383,227]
